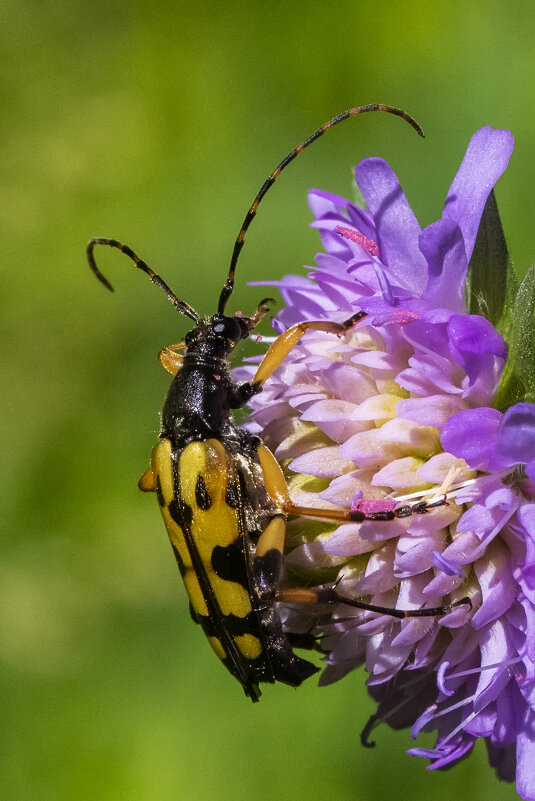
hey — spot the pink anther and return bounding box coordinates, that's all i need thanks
[335,225,379,257]
[351,496,398,513]
[371,310,421,326]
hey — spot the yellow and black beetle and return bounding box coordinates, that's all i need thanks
[88,105,468,701]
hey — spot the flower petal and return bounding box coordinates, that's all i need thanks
[372,456,426,490]
[441,408,503,469]
[443,127,514,261]
[350,393,401,422]
[420,218,468,313]
[323,524,379,556]
[355,157,427,295]
[396,395,467,429]
[417,452,473,484]
[289,446,355,478]
[301,399,366,442]
[472,539,516,628]
[377,417,441,457]
[517,727,535,801]
[447,314,507,405]
[491,403,535,471]
[340,429,404,468]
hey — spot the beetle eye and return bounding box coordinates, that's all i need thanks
[211,316,244,340]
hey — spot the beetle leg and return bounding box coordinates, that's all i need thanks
[158,341,186,375]
[252,515,286,599]
[229,380,263,408]
[276,587,471,619]
[256,444,447,522]
[246,297,277,332]
[252,311,368,386]
[282,496,448,522]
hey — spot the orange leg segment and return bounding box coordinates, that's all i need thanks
[158,342,186,375]
[252,311,368,386]
[256,444,447,523]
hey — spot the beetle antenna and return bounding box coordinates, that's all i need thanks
[87,238,200,323]
[218,103,424,314]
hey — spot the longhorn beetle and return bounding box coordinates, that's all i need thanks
[88,104,469,702]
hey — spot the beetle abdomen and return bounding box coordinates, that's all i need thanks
[150,436,318,699]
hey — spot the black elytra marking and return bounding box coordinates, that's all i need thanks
[196,609,262,639]
[211,542,250,590]
[195,474,212,511]
[155,475,165,508]
[168,498,181,524]
[170,543,186,577]
[169,497,193,529]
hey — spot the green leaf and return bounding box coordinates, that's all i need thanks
[494,263,535,410]
[465,189,535,411]
[467,189,517,330]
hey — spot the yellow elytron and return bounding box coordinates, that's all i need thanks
[88,105,467,701]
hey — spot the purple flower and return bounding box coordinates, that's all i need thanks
[240,126,535,798]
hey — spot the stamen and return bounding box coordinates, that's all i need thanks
[393,473,504,505]
[411,692,478,738]
[437,662,454,696]
[439,710,479,748]
[428,466,462,503]
[414,651,527,748]
[370,261,395,305]
[472,503,519,555]
[411,704,438,737]
[438,656,524,696]
[393,483,469,504]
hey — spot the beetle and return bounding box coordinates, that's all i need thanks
[88,104,469,701]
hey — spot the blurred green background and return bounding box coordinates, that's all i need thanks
[2,1,532,799]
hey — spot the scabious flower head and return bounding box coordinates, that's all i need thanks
[239,126,535,798]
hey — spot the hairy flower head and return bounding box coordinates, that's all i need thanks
[239,126,535,799]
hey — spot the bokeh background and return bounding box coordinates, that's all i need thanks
[3,2,534,799]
